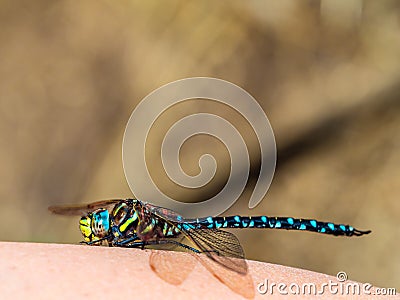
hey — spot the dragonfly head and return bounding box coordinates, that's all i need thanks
[79,208,110,242]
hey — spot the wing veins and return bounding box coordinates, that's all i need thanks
[48,199,123,216]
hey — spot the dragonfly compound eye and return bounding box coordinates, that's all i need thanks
[91,209,110,238]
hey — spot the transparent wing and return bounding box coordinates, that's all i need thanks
[149,249,197,285]
[147,228,253,298]
[183,228,248,275]
[141,203,248,274]
[48,199,122,216]
[129,209,253,297]
[197,251,255,299]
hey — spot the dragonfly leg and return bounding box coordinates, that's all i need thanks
[115,239,201,253]
[112,234,139,246]
[158,240,201,253]
[80,235,111,245]
[113,241,146,248]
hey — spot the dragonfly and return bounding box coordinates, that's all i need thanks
[49,198,371,297]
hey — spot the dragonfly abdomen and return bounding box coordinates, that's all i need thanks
[193,216,370,237]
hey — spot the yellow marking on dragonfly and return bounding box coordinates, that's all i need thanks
[141,222,154,235]
[79,216,92,241]
[119,216,136,233]
[162,222,169,235]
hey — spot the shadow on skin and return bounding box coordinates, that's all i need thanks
[0,242,384,299]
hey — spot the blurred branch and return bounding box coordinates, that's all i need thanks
[278,77,400,169]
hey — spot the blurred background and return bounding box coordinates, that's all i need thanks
[0,0,399,290]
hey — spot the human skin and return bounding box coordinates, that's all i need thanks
[0,242,388,300]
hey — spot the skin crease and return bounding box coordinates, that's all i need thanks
[0,242,388,300]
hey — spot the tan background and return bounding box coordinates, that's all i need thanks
[0,0,399,290]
